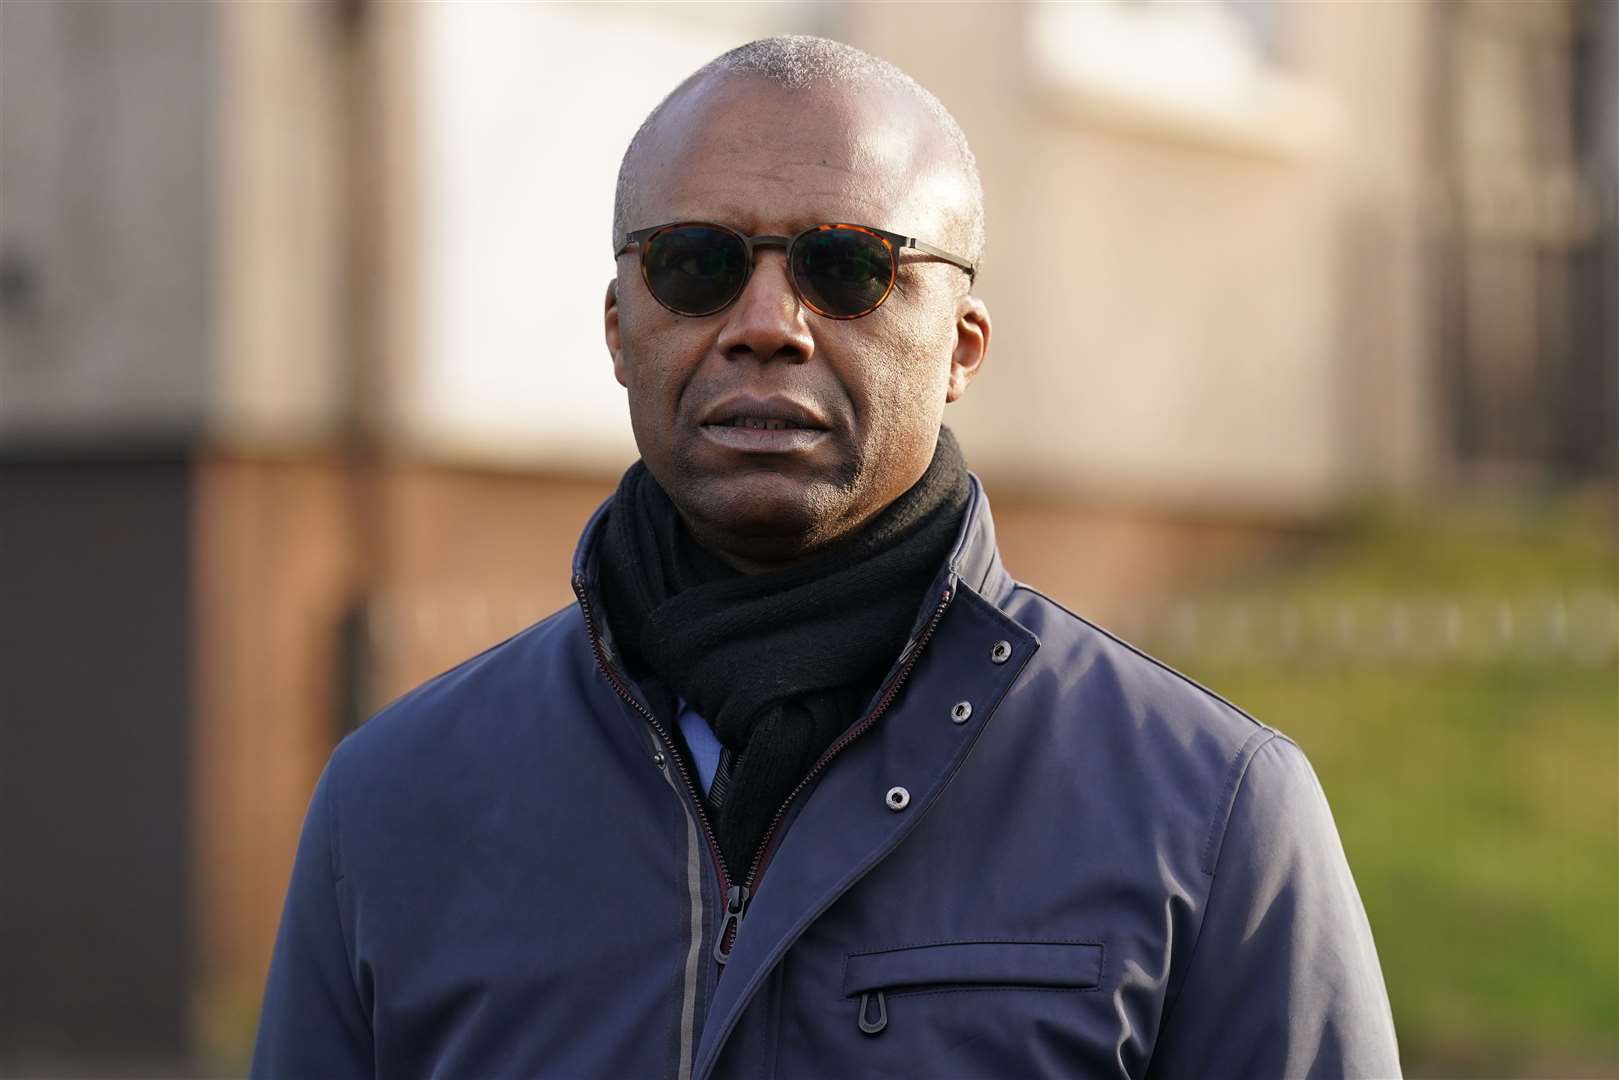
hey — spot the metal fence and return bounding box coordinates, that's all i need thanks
[1119,590,1619,668]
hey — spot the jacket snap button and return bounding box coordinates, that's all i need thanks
[652,751,665,768]
[885,786,910,812]
[990,640,1012,664]
[950,701,972,724]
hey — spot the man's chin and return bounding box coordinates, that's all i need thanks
[673,473,852,563]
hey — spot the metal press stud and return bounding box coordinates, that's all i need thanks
[990,640,1012,664]
[951,701,973,724]
[652,751,665,768]
[885,786,911,812]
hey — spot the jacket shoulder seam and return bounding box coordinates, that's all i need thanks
[1199,728,1280,876]
[321,756,367,1009]
[324,758,346,884]
[1145,731,1287,1077]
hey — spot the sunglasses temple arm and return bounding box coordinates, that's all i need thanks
[904,238,977,281]
[616,227,662,257]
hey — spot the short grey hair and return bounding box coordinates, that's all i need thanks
[612,35,986,267]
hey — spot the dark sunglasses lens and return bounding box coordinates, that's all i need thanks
[791,228,895,317]
[642,226,748,315]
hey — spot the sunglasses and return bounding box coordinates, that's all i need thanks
[615,221,977,320]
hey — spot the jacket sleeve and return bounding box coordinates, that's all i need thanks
[1145,734,1401,1080]
[251,758,374,1078]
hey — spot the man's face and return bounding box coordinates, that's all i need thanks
[605,75,989,569]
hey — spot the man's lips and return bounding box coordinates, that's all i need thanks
[700,424,829,453]
[698,394,831,453]
[699,394,830,430]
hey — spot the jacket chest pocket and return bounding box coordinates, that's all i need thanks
[842,940,1103,1036]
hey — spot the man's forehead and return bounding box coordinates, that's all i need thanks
[649,147,910,231]
[633,74,959,232]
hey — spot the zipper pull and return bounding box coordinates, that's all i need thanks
[858,990,888,1035]
[713,884,750,965]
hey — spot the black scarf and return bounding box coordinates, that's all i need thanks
[597,428,969,873]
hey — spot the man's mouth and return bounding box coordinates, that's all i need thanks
[699,397,831,453]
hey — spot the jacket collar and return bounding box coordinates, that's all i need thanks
[571,470,1014,627]
[944,473,1015,606]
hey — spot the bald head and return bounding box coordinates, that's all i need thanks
[612,36,985,268]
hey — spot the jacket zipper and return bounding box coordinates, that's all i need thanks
[575,575,956,967]
[573,578,737,908]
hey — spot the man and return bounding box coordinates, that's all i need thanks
[254,35,1400,1080]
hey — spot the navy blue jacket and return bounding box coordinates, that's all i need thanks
[254,479,1400,1078]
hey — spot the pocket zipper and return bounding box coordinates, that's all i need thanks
[857,990,888,1036]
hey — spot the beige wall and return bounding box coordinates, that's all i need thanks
[214,0,347,447]
[1301,0,1438,492]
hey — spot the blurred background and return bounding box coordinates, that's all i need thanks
[0,0,1614,1075]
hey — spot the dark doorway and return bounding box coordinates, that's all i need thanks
[0,453,192,1072]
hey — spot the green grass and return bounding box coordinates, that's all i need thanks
[1162,495,1618,1077]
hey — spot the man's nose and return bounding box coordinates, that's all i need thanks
[714,251,814,364]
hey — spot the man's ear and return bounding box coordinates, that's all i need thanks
[605,280,627,387]
[945,295,990,402]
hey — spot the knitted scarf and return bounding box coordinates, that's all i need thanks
[597,428,969,873]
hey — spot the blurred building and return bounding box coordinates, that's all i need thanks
[1,0,1612,1070]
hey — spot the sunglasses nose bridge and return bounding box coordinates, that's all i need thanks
[738,251,807,321]
[715,247,814,361]
[728,238,799,308]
